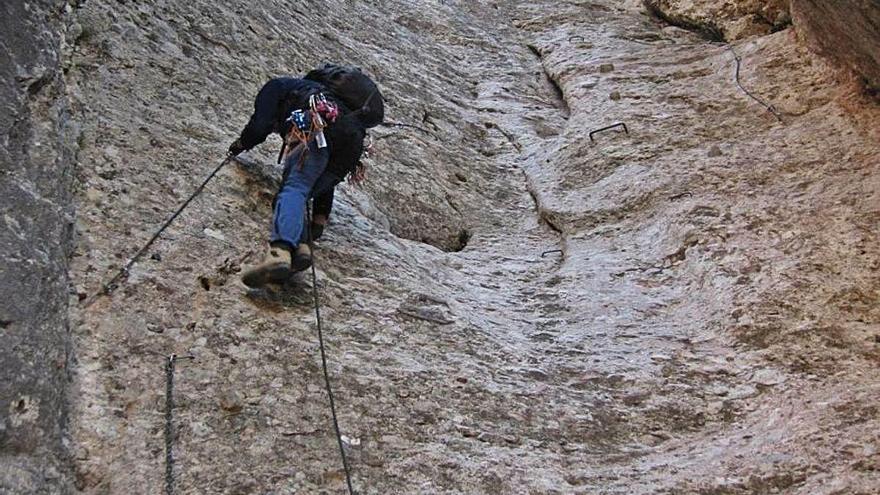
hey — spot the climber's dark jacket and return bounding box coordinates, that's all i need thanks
[236,77,366,216]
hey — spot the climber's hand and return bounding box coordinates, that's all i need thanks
[227,139,245,157]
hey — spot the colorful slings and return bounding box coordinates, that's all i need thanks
[281,93,340,168]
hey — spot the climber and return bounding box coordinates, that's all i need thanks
[227,64,383,288]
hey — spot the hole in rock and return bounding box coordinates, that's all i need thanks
[454,229,471,252]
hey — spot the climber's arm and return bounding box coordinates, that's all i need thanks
[234,80,288,154]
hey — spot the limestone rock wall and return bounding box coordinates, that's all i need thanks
[791,0,880,94]
[643,0,791,41]
[0,1,77,493]
[2,0,880,493]
[63,0,542,492]
[644,0,880,96]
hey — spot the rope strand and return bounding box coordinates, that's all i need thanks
[728,45,783,122]
[85,156,232,307]
[307,202,356,495]
[164,356,176,495]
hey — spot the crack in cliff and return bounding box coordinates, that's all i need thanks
[514,43,569,240]
[526,43,570,118]
[524,172,563,234]
[517,42,570,237]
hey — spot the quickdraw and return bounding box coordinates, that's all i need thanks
[312,93,339,123]
[281,93,339,167]
[277,94,372,187]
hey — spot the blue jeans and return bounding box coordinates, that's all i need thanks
[270,140,339,248]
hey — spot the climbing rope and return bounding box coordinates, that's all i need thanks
[307,203,356,495]
[85,156,232,307]
[164,354,194,495]
[728,45,784,122]
[164,356,175,495]
[378,121,431,134]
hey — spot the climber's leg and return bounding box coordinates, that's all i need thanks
[290,171,342,272]
[271,142,329,248]
[241,141,328,287]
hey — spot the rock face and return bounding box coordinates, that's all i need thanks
[3,0,880,494]
[0,1,76,493]
[791,0,880,94]
[644,0,791,41]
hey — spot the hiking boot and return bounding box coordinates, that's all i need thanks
[241,246,291,288]
[292,243,312,272]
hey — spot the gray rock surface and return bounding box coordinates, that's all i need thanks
[0,1,76,493]
[2,0,879,494]
[791,0,880,94]
[644,0,791,41]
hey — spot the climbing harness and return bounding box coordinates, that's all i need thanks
[280,93,339,166]
[164,354,194,495]
[306,202,356,495]
[728,45,783,123]
[310,93,337,149]
[85,156,233,307]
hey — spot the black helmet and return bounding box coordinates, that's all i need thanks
[305,64,384,128]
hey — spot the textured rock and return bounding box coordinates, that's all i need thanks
[524,1,880,492]
[3,0,878,494]
[644,0,791,41]
[645,0,880,95]
[791,0,880,94]
[0,1,76,493]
